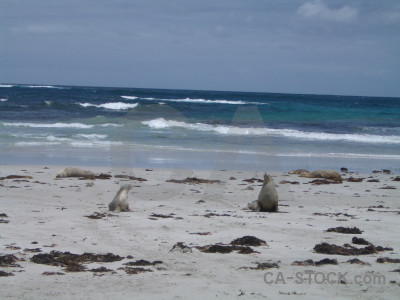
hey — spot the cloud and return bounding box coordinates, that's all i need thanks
[297,0,358,23]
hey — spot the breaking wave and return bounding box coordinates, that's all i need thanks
[121,95,265,105]
[142,118,400,144]
[78,102,139,110]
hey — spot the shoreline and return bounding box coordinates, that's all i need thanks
[2,145,400,174]
[1,165,399,299]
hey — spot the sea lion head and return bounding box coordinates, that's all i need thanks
[120,184,133,191]
[263,173,273,184]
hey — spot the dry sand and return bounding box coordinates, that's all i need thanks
[1,165,399,299]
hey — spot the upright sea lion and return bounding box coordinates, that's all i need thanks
[108,184,133,212]
[247,173,278,212]
[56,167,95,178]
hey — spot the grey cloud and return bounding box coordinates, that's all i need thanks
[297,0,358,22]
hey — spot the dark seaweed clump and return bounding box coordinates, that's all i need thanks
[231,236,266,247]
[326,227,362,234]
[167,177,221,184]
[31,251,124,272]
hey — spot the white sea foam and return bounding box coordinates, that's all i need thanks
[100,123,123,127]
[120,96,139,100]
[121,95,263,105]
[0,84,13,88]
[78,102,139,110]
[3,122,94,129]
[0,98,8,102]
[22,85,67,89]
[75,134,108,140]
[142,118,400,144]
[15,141,61,146]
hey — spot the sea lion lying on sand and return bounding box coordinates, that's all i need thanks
[247,173,278,212]
[56,167,95,178]
[299,170,342,182]
[108,184,133,212]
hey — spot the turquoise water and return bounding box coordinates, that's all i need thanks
[1,84,399,173]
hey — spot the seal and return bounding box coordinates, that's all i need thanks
[108,184,133,212]
[56,167,95,178]
[299,169,342,182]
[247,173,278,212]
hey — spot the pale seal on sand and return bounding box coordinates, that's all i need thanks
[56,167,95,178]
[247,173,278,212]
[299,169,342,182]
[108,184,133,212]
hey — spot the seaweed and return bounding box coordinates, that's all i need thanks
[231,236,266,247]
[124,260,163,266]
[377,257,400,263]
[326,227,362,234]
[314,243,378,255]
[167,177,221,184]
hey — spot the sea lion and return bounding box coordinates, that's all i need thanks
[108,184,133,212]
[56,167,95,178]
[288,169,309,175]
[247,173,278,212]
[299,170,342,182]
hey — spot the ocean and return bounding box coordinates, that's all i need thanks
[1,84,399,173]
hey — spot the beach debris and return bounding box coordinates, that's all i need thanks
[114,174,147,181]
[198,236,266,254]
[190,232,212,235]
[392,176,400,181]
[346,258,370,265]
[89,267,114,273]
[198,244,257,254]
[30,251,124,271]
[149,213,175,219]
[346,177,364,182]
[341,167,349,173]
[119,267,153,275]
[81,173,112,180]
[166,177,221,184]
[170,242,192,253]
[124,260,163,266]
[231,236,267,247]
[229,177,236,180]
[352,237,370,245]
[23,248,42,253]
[203,213,231,218]
[0,175,33,180]
[292,258,338,266]
[0,271,14,277]
[242,178,264,184]
[377,257,400,263]
[42,271,65,276]
[379,186,397,190]
[314,243,376,256]
[314,240,393,256]
[279,180,299,184]
[367,179,380,182]
[85,212,117,219]
[0,254,21,267]
[245,262,280,270]
[326,226,362,234]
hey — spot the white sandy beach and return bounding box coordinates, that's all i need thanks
[1,165,399,299]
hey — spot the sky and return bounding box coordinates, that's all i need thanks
[1,0,399,97]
